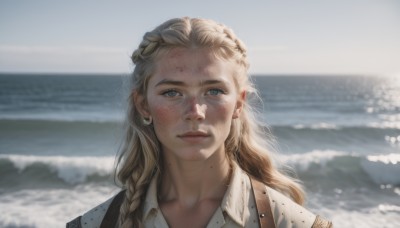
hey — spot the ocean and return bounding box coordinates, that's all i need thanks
[0,73,399,227]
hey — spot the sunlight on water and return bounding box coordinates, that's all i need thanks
[370,77,400,129]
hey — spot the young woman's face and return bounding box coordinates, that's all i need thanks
[139,48,244,162]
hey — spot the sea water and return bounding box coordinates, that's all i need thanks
[0,74,399,227]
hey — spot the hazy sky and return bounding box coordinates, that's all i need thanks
[1,0,399,76]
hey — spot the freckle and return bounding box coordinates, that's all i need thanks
[210,165,213,169]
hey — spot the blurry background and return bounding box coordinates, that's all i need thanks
[0,1,399,227]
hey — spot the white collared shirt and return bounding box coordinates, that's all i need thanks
[142,162,259,228]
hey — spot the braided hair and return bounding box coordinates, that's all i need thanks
[116,17,304,228]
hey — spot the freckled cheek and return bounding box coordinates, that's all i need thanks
[149,104,178,125]
[210,100,236,121]
[214,106,232,120]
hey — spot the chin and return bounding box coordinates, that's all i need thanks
[175,149,215,161]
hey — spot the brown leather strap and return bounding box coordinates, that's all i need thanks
[100,190,126,228]
[250,178,276,228]
[312,215,333,228]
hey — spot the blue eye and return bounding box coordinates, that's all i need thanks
[207,88,224,96]
[162,89,181,97]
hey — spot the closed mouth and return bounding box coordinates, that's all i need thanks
[178,131,210,138]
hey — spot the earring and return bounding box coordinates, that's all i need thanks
[142,116,152,125]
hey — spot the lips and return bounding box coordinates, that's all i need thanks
[177,131,210,142]
[178,131,209,137]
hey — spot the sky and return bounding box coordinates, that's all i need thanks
[0,0,399,76]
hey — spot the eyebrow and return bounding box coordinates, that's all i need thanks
[155,79,227,87]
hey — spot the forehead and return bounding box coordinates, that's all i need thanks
[151,47,237,84]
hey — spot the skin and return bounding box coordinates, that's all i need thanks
[135,47,245,227]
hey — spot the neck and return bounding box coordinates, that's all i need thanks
[159,152,231,208]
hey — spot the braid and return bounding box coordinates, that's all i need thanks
[222,27,247,57]
[117,97,160,226]
[119,169,149,228]
[131,33,163,64]
[118,136,159,227]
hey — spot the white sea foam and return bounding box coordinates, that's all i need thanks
[293,123,339,129]
[279,150,347,170]
[0,184,119,228]
[366,153,400,165]
[0,154,115,184]
[367,121,400,129]
[315,206,400,228]
[378,204,400,213]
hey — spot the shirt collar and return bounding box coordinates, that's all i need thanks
[143,174,160,220]
[142,162,248,226]
[220,162,248,226]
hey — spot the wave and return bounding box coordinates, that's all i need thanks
[276,123,400,130]
[0,155,115,187]
[279,150,400,187]
[0,185,120,228]
[292,123,340,130]
[288,120,399,130]
[361,154,400,185]
[271,125,400,150]
[1,151,399,190]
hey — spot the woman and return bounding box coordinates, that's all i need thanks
[67,17,332,228]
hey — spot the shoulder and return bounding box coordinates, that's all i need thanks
[266,187,332,228]
[66,194,116,228]
[266,187,315,227]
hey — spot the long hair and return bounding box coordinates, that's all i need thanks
[116,17,304,228]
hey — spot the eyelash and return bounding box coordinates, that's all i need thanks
[161,88,226,97]
[206,88,225,96]
[161,89,181,97]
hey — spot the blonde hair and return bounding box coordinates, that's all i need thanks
[116,17,304,227]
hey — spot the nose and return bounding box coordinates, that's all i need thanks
[184,96,206,121]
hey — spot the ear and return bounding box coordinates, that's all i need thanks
[232,91,246,119]
[133,91,150,118]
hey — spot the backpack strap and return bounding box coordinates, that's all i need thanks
[250,177,276,228]
[100,190,126,228]
[312,215,333,228]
